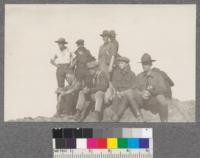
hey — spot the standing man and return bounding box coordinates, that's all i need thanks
[50,37,73,89]
[108,30,120,73]
[72,61,109,122]
[98,30,113,79]
[133,53,174,122]
[72,39,95,84]
[110,56,144,122]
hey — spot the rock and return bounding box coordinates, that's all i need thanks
[8,99,195,122]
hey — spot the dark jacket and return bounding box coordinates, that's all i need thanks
[73,47,95,81]
[98,42,113,66]
[111,65,136,92]
[134,67,174,98]
[90,70,109,94]
[110,39,119,57]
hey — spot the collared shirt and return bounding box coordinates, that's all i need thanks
[133,68,174,98]
[112,65,136,92]
[55,48,72,64]
[89,70,109,94]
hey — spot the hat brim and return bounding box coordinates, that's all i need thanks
[139,60,156,64]
[55,41,68,44]
[100,34,109,37]
[117,60,130,63]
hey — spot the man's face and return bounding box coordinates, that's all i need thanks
[102,36,109,43]
[66,73,75,84]
[76,44,83,48]
[58,43,65,50]
[142,63,152,72]
[118,61,127,70]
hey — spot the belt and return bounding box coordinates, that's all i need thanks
[57,63,70,66]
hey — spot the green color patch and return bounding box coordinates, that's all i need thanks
[118,138,128,148]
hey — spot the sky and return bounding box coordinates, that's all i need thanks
[4,4,196,120]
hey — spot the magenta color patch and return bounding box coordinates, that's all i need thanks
[87,138,97,149]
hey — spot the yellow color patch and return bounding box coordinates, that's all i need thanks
[107,138,118,149]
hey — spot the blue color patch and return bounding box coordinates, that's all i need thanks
[128,138,139,148]
[139,138,149,148]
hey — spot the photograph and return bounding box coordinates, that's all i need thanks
[4,4,196,122]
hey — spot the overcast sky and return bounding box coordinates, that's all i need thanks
[5,4,196,120]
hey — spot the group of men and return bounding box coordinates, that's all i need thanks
[50,30,174,122]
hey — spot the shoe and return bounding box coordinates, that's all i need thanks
[71,112,81,121]
[111,114,120,122]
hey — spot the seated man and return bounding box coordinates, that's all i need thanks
[109,56,144,122]
[55,70,81,117]
[72,61,109,122]
[132,53,174,122]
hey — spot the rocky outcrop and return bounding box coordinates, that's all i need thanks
[9,99,195,122]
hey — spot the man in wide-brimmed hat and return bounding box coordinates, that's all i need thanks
[71,39,95,84]
[72,61,109,122]
[107,56,144,122]
[98,30,113,79]
[50,37,73,89]
[132,53,174,122]
[108,30,120,72]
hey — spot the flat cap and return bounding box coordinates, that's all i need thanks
[116,56,130,63]
[76,39,84,45]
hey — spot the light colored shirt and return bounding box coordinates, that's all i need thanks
[55,48,71,64]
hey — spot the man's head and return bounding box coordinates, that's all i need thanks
[76,39,84,48]
[55,37,68,50]
[117,56,130,70]
[87,61,99,76]
[65,70,75,84]
[140,53,156,72]
[100,30,110,43]
[109,30,116,40]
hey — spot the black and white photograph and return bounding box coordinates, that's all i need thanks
[5,4,196,122]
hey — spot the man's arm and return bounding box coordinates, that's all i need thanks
[50,55,58,67]
[62,82,81,95]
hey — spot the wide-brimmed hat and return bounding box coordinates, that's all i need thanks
[87,61,99,69]
[116,56,130,63]
[139,53,156,64]
[100,30,110,37]
[76,39,84,45]
[109,30,117,38]
[55,37,68,44]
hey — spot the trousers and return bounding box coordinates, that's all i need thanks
[56,64,70,88]
[76,90,105,112]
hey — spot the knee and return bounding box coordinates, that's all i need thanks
[156,95,168,106]
[79,90,85,96]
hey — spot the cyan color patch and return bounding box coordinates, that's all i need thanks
[128,138,139,148]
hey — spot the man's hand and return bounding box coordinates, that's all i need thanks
[108,65,113,73]
[116,91,123,98]
[50,59,59,68]
[50,59,54,65]
[142,90,151,100]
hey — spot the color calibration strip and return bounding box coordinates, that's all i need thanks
[52,128,153,158]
